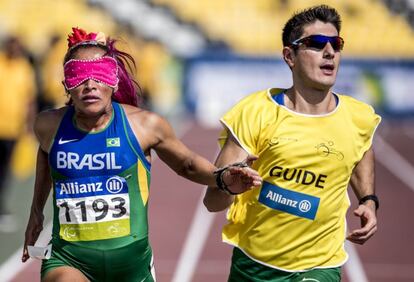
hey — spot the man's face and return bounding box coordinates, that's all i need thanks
[288,20,341,91]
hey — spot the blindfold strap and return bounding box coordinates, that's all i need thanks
[64,57,119,90]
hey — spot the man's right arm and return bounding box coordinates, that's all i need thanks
[203,133,250,212]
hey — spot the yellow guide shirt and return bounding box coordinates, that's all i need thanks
[220,88,381,271]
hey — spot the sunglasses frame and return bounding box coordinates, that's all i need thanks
[290,35,344,52]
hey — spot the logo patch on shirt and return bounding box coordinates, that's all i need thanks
[106,137,120,147]
[315,140,344,160]
[258,182,320,220]
[267,136,298,146]
[58,138,79,145]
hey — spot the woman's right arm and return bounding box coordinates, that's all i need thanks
[22,110,62,262]
[22,146,52,262]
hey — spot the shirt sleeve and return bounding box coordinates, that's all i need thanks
[360,105,381,155]
[348,97,382,160]
[219,91,268,155]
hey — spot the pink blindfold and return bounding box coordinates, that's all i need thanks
[63,57,119,90]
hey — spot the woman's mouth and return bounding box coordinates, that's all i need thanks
[82,94,100,103]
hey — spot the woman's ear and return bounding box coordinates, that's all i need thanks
[283,46,295,69]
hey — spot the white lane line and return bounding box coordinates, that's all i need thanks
[171,195,216,282]
[374,135,414,192]
[0,222,52,282]
[344,241,368,282]
[402,121,414,140]
[172,141,219,282]
[343,135,414,282]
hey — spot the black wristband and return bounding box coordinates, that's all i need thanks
[213,162,248,195]
[359,194,379,210]
[214,169,238,195]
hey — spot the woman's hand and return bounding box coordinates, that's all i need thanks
[221,155,262,195]
[22,211,44,262]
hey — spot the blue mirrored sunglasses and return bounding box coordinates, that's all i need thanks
[291,35,344,52]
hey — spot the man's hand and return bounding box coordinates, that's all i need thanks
[22,212,44,262]
[347,203,377,245]
[221,155,262,195]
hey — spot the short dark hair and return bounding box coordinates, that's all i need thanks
[282,5,341,47]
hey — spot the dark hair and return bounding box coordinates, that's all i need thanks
[64,38,141,107]
[282,5,341,47]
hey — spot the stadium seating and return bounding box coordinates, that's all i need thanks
[4,0,411,58]
[0,0,116,53]
[151,0,414,57]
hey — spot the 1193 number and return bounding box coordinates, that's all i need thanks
[59,197,127,223]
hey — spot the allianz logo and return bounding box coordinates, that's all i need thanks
[59,176,124,195]
[265,190,312,212]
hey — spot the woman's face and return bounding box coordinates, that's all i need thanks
[66,47,115,117]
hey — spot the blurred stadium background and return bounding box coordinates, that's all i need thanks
[0,0,413,281]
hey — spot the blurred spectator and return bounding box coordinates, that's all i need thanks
[40,34,68,108]
[137,40,183,116]
[0,35,37,232]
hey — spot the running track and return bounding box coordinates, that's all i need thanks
[6,118,414,282]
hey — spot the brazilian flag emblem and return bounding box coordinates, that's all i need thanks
[106,137,120,147]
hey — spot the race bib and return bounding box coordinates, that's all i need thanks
[258,182,320,220]
[55,175,130,241]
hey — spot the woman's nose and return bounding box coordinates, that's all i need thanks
[83,79,97,90]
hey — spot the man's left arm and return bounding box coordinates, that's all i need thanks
[347,147,378,245]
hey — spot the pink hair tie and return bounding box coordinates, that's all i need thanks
[63,56,119,90]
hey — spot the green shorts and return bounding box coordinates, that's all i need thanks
[228,247,341,282]
[41,237,155,282]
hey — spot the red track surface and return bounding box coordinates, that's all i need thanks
[11,120,414,282]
